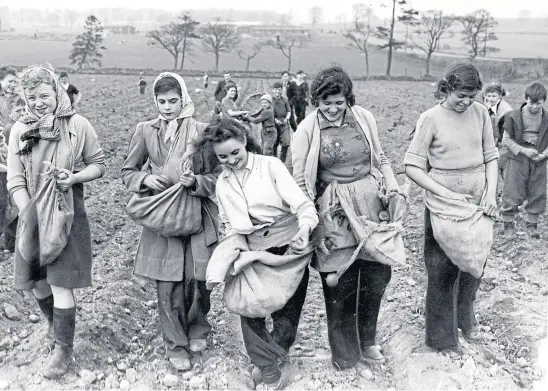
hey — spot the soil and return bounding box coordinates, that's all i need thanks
[0,76,546,390]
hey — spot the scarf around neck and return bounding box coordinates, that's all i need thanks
[153,72,195,145]
[19,67,75,155]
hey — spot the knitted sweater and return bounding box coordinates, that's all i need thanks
[404,102,499,171]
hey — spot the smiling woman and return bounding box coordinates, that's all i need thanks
[404,63,499,359]
[292,66,403,370]
[7,66,106,379]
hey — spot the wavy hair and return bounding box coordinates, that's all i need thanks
[310,66,355,107]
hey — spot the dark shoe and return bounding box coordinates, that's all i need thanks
[462,327,482,343]
[252,357,289,387]
[503,222,515,237]
[169,357,192,372]
[361,345,384,361]
[527,223,540,239]
[42,307,76,379]
[36,295,55,352]
[440,347,461,360]
[189,338,207,353]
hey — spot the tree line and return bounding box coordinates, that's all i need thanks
[69,5,500,78]
[345,1,500,77]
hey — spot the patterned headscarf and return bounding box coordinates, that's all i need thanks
[153,72,195,144]
[18,67,75,155]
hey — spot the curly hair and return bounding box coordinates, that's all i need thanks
[310,66,355,107]
[193,117,261,155]
[437,63,483,94]
[21,66,57,92]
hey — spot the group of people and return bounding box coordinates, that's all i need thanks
[0,61,545,390]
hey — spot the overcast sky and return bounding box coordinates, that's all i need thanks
[9,0,545,22]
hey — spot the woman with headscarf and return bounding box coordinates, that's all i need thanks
[6,66,106,378]
[121,72,220,372]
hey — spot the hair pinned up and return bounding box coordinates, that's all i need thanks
[194,117,261,154]
[20,66,57,92]
[437,63,483,94]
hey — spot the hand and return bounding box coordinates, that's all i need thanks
[56,169,76,192]
[480,194,498,218]
[317,236,336,255]
[531,153,547,163]
[180,170,196,188]
[521,148,539,159]
[275,118,283,125]
[143,174,171,192]
[290,226,310,254]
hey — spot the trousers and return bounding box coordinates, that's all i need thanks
[424,208,482,350]
[320,259,391,369]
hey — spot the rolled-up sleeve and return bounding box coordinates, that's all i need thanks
[6,122,28,196]
[121,123,149,193]
[270,158,318,231]
[481,108,499,163]
[403,114,435,171]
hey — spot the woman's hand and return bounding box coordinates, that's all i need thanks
[480,194,498,218]
[290,226,310,254]
[531,153,547,163]
[56,169,77,192]
[180,170,196,188]
[143,174,170,192]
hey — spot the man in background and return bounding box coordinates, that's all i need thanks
[281,71,297,131]
[59,72,82,109]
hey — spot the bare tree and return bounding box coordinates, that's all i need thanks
[344,23,376,78]
[375,0,418,76]
[237,42,267,71]
[147,23,187,69]
[458,9,499,59]
[268,33,311,73]
[201,19,241,71]
[177,13,200,70]
[352,3,373,29]
[412,10,454,76]
[309,6,323,29]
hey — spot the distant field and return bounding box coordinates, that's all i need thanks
[0,33,450,78]
[2,29,547,78]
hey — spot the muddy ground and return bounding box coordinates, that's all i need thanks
[0,75,546,390]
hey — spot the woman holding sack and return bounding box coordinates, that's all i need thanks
[404,64,498,359]
[199,117,318,390]
[7,66,106,378]
[291,66,406,371]
[121,72,220,372]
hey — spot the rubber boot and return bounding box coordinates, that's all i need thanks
[42,307,75,379]
[36,295,55,352]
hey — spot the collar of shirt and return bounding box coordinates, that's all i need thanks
[222,151,256,179]
[318,109,351,130]
[61,83,70,91]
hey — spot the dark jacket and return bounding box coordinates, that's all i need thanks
[504,104,548,162]
[294,82,309,105]
[214,80,238,102]
[285,81,297,105]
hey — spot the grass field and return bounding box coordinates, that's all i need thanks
[0,75,545,390]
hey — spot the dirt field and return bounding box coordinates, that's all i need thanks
[0,75,546,390]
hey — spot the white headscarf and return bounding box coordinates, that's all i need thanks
[153,72,195,144]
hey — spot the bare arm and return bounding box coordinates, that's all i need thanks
[405,165,471,201]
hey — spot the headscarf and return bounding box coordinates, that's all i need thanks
[260,94,273,105]
[18,67,75,155]
[153,72,195,145]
